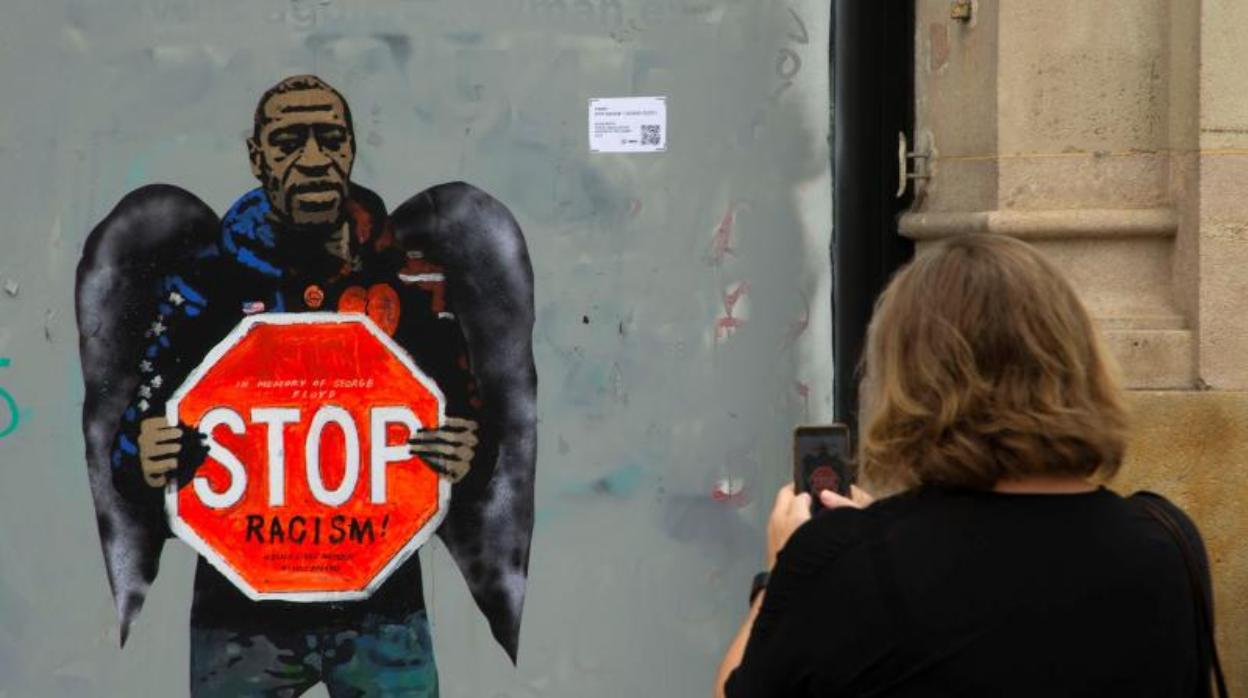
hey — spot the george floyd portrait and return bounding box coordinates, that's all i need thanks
[75,75,538,697]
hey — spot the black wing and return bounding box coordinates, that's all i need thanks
[75,185,220,645]
[391,182,537,662]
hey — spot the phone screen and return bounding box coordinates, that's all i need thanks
[793,425,853,512]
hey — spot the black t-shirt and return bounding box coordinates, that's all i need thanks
[726,487,1208,697]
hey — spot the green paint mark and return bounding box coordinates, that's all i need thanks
[0,358,19,439]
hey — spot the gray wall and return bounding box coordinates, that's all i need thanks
[0,1,832,694]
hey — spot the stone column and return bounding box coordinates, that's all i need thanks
[1196,0,1248,388]
[903,0,1191,389]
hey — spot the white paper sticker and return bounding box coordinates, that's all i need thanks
[589,96,667,153]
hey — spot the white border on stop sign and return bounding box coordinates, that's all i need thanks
[162,312,451,603]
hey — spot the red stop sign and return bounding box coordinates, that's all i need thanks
[164,313,447,601]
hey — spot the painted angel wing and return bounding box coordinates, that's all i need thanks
[75,185,220,645]
[391,182,537,662]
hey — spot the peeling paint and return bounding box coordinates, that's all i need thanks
[715,281,751,342]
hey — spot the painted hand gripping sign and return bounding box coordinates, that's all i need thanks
[167,314,447,599]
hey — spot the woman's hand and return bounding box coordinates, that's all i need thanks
[818,484,875,511]
[766,485,813,570]
[766,484,877,570]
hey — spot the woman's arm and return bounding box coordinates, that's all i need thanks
[714,486,872,697]
[713,485,811,697]
[714,591,764,698]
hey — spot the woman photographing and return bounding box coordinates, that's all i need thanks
[716,235,1222,697]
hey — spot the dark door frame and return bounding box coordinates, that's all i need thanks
[831,0,916,428]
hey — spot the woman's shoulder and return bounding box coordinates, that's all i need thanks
[1123,490,1208,556]
[1127,490,1198,522]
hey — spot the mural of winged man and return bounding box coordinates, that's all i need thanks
[76,75,537,697]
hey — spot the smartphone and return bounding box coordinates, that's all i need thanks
[793,424,853,513]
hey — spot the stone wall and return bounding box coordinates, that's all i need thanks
[909,1,1246,690]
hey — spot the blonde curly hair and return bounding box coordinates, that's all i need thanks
[858,234,1128,493]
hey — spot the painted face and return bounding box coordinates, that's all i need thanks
[249,88,355,228]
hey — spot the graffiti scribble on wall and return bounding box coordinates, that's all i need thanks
[75,75,537,696]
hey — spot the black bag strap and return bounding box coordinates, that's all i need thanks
[1135,494,1227,698]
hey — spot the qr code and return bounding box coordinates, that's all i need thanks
[640,124,661,146]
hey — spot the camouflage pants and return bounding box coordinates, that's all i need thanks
[190,610,438,698]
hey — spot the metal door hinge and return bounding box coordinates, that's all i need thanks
[897,131,931,198]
